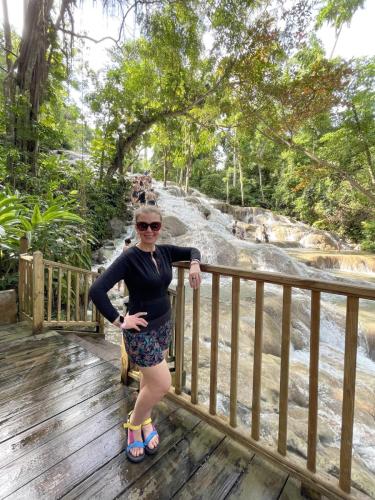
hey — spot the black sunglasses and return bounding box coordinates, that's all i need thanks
[136,221,162,231]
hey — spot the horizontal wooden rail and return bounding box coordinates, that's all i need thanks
[19,253,104,333]
[18,252,375,499]
[43,259,99,276]
[173,261,375,300]
[168,261,375,499]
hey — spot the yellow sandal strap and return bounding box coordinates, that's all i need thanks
[123,421,142,431]
[142,417,152,426]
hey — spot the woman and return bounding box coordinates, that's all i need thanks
[89,206,201,463]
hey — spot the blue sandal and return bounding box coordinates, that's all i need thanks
[123,418,145,463]
[142,416,159,455]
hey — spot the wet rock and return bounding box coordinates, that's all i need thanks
[215,237,238,266]
[300,231,338,251]
[185,196,201,205]
[92,248,106,264]
[162,215,188,236]
[107,217,127,238]
[289,378,309,408]
[102,239,115,248]
[166,186,185,197]
[198,205,211,219]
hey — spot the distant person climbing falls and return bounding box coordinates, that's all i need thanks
[262,224,269,243]
[232,220,238,236]
[137,189,146,205]
[146,188,157,206]
[89,206,201,463]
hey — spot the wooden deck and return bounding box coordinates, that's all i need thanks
[0,322,307,500]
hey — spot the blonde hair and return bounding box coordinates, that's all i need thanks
[134,206,162,222]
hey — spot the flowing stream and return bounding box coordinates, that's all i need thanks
[104,181,375,496]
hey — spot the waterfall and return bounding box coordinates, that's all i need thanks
[104,179,375,487]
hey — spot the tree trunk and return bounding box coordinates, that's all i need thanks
[185,157,192,194]
[107,130,126,178]
[15,0,56,171]
[238,153,244,206]
[258,164,265,201]
[163,151,168,187]
[2,0,16,183]
[226,177,229,204]
[233,146,237,187]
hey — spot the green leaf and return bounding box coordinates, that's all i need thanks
[31,205,43,226]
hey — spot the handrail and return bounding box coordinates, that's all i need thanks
[176,261,375,299]
[125,261,375,499]
[19,252,104,333]
[17,251,375,498]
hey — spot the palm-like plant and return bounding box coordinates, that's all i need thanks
[0,191,87,290]
[0,193,22,253]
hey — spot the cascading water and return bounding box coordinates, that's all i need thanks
[104,180,375,495]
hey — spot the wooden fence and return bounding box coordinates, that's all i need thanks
[17,248,375,498]
[124,261,375,499]
[18,251,104,333]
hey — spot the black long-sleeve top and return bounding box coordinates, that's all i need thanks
[89,244,201,326]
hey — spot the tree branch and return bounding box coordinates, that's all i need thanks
[0,43,18,59]
[58,28,121,47]
[257,122,375,205]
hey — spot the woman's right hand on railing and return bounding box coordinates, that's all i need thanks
[114,312,148,331]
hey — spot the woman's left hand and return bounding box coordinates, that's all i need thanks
[189,262,201,289]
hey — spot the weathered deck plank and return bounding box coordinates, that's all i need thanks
[0,366,122,443]
[225,454,289,499]
[173,437,254,500]
[61,406,198,500]
[279,476,309,500]
[0,361,117,423]
[0,325,305,500]
[0,335,71,360]
[117,421,225,499]
[2,391,132,497]
[6,401,179,500]
[0,344,83,380]
[0,351,104,403]
[0,328,34,343]
[0,371,124,467]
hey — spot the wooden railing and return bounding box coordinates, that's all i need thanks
[124,262,375,499]
[19,251,104,333]
[17,249,375,498]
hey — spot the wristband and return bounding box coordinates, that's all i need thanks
[190,259,200,267]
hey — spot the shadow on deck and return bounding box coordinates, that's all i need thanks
[0,323,307,499]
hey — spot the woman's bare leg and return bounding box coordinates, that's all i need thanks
[128,356,171,457]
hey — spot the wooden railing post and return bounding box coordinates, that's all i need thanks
[209,273,220,415]
[252,280,264,440]
[32,251,44,334]
[230,276,240,427]
[191,286,200,404]
[96,267,105,334]
[339,296,359,493]
[278,285,292,455]
[174,267,185,394]
[120,335,130,385]
[307,290,321,473]
[18,237,29,317]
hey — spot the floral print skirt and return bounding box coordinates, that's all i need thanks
[123,317,173,368]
